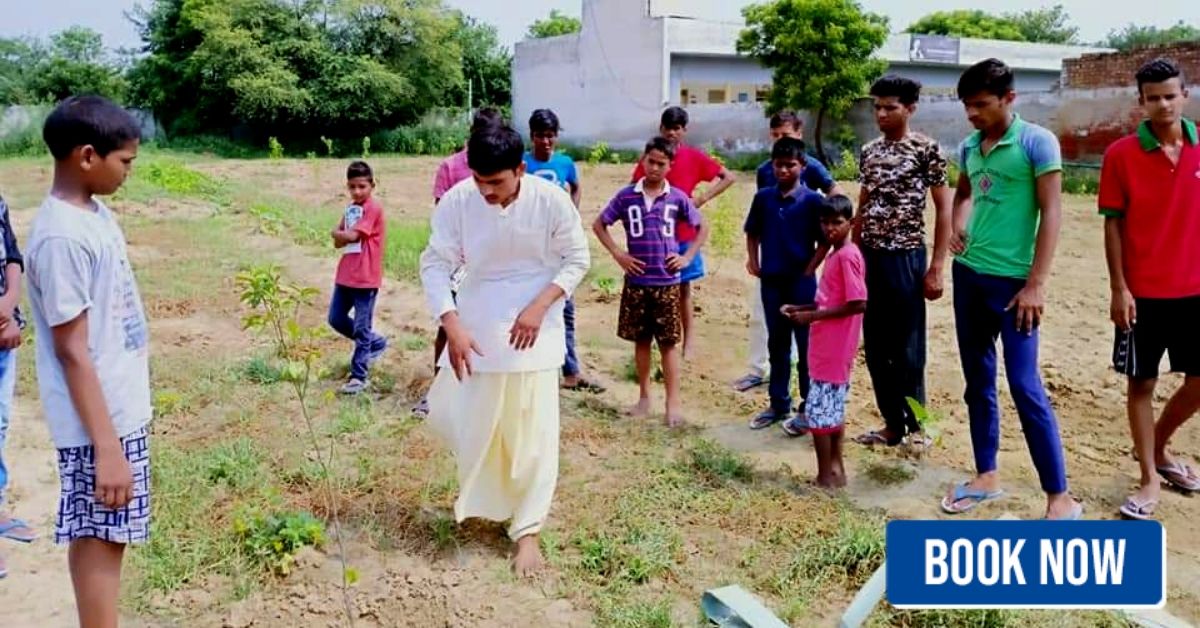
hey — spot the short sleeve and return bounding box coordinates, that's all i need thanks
[0,197,22,268]
[698,150,723,182]
[923,142,949,188]
[564,158,579,186]
[842,249,868,302]
[856,145,869,185]
[630,162,644,184]
[1021,126,1063,177]
[802,156,835,192]
[599,194,622,226]
[957,140,969,178]
[353,202,382,237]
[1097,147,1127,217]
[433,160,451,201]
[30,237,94,327]
[743,194,764,236]
[680,196,702,227]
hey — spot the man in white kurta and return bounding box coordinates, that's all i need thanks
[419,125,590,575]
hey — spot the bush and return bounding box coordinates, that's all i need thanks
[370,119,467,156]
[0,105,51,157]
[1062,166,1100,195]
[830,148,859,182]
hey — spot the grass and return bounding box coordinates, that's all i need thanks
[687,439,755,485]
[864,459,917,486]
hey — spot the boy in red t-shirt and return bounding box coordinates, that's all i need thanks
[631,107,735,358]
[329,161,388,395]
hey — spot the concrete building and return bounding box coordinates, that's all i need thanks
[513,0,1110,151]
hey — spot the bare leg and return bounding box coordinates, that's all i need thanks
[1127,378,1160,504]
[627,340,652,417]
[661,342,683,427]
[69,538,126,628]
[813,433,835,488]
[1154,376,1200,468]
[512,534,544,577]
[830,431,847,488]
[680,282,694,360]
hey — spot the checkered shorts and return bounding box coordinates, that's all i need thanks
[805,379,849,434]
[55,426,151,545]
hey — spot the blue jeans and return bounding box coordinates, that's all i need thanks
[563,297,579,377]
[953,262,1067,494]
[761,274,817,415]
[0,350,17,507]
[328,285,383,381]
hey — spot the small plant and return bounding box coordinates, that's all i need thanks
[241,355,283,384]
[268,136,284,160]
[361,136,371,159]
[830,147,859,182]
[864,459,916,486]
[587,141,611,166]
[152,389,187,417]
[688,439,754,484]
[320,135,335,156]
[235,511,325,576]
[906,397,944,454]
[591,276,619,303]
[306,150,318,160]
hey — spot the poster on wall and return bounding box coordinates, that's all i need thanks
[909,34,960,64]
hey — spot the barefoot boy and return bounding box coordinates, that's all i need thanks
[329,161,387,395]
[783,195,866,488]
[27,95,150,628]
[594,137,706,426]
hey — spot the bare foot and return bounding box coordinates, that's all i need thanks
[665,414,687,429]
[512,535,544,577]
[626,398,651,417]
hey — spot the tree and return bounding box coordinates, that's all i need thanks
[455,13,511,108]
[526,9,581,39]
[738,0,888,163]
[1103,21,1200,51]
[906,10,1025,42]
[0,37,44,104]
[1010,5,1078,45]
[25,27,126,103]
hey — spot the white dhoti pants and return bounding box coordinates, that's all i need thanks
[426,367,560,540]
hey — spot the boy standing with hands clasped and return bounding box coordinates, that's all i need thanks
[595,137,706,427]
[329,161,388,395]
[783,196,867,488]
[26,95,150,628]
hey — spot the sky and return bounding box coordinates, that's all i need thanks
[2,0,1198,51]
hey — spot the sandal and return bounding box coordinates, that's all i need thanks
[1118,496,1157,521]
[749,409,786,431]
[780,415,808,437]
[1157,461,1200,492]
[561,378,607,394]
[0,518,37,543]
[1046,501,1085,521]
[940,481,1006,514]
[732,374,766,392]
[852,430,901,447]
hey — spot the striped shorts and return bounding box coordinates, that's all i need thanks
[55,426,151,545]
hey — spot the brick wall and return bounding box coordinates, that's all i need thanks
[1063,42,1200,89]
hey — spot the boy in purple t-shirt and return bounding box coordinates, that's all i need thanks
[594,137,707,428]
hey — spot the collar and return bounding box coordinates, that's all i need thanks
[963,113,1023,149]
[775,183,804,200]
[634,178,672,197]
[1137,118,1199,151]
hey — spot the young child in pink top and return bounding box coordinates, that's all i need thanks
[783,195,866,488]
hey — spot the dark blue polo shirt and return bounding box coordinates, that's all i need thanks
[756,155,835,192]
[744,184,825,276]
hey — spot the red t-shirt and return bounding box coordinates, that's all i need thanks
[335,197,386,289]
[631,143,723,242]
[1098,119,1200,299]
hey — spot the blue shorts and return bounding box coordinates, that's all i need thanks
[679,241,706,283]
[55,426,151,545]
[805,379,849,434]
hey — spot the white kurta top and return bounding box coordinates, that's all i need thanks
[420,175,590,373]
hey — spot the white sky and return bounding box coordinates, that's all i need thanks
[1,0,1196,50]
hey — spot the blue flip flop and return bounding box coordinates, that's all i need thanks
[0,518,38,543]
[941,481,1006,514]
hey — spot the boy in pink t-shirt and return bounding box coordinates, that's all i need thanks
[783,195,866,488]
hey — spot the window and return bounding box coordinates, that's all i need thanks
[680,88,689,105]
[755,86,770,102]
[707,89,726,104]
[737,92,749,103]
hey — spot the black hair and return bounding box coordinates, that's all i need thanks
[769,110,802,130]
[470,107,504,136]
[643,136,676,161]
[870,75,923,105]
[660,106,689,129]
[42,95,141,161]
[529,108,561,134]
[467,124,525,175]
[347,160,373,182]
[956,58,1014,100]
[819,195,854,221]
[770,136,807,161]
[1136,58,1186,94]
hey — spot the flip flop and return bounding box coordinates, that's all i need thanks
[852,430,900,447]
[940,481,1006,514]
[561,378,607,394]
[732,374,766,392]
[0,518,37,543]
[1156,461,1200,492]
[780,415,809,437]
[1046,501,1084,521]
[749,410,786,430]
[1118,496,1156,521]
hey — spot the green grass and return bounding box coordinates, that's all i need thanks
[594,596,674,628]
[863,459,917,486]
[687,439,755,485]
[115,157,227,206]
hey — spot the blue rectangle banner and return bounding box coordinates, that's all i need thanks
[886,520,1165,609]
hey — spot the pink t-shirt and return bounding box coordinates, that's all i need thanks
[335,197,386,289]
[808,243,867,385]
[433,149,471,201]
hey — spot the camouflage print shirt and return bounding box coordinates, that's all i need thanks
[857,133,949,251]
[0,195,24,328]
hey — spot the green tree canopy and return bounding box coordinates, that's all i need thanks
[526,9,581,39]
[0,27,125,105]
[1102,21,1200,51]
[906,6,1079,44]
[738,0,888,162]
[455,13,511,109]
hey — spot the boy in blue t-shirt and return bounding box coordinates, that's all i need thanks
[524,109,604,393]
[744,137,825,431]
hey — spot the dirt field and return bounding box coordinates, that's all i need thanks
[0,152,1191,627]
